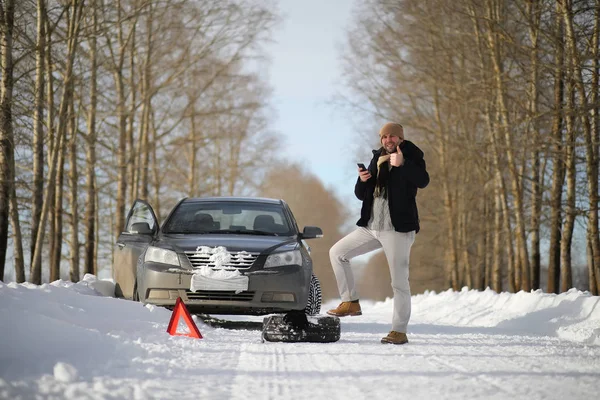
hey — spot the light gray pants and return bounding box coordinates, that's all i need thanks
[329,227,416,332]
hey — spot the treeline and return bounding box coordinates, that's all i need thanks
[0,0,280,283]
[341,0,600,294]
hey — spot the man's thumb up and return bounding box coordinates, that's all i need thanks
[390,144,404,167]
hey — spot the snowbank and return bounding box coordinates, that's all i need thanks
[1,277,599,399]
[408,287,600,345]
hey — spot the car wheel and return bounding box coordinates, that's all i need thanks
[304,274,322,315]
[114,283,124,298]
[132,281,140,302]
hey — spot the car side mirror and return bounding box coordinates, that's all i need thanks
[300,226,323,239]
[129,222,154,235]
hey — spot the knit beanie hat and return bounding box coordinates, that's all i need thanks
[379,122,404,143]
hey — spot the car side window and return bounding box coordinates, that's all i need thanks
[126,202,156,233]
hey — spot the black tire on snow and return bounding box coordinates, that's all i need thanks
[132,281,140,302]
[262,314,340,343]
[114,283,124,298]
[304,274,322,315]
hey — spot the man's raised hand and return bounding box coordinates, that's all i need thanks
[390,144,404,167]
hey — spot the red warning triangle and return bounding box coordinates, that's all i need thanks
[166,297,203,339]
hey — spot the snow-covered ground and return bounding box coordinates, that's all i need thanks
[1,275,599,400]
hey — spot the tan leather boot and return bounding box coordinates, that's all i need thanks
[326,301,362,317]
[381,331,408,345]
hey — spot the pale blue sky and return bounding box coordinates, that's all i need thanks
[266,0,361,220]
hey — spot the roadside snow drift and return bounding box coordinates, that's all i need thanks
[1,275,599,400]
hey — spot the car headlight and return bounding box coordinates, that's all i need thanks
[144,246,180,266]
[264,250,302,268]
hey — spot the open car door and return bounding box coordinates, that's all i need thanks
[113,199,158,299]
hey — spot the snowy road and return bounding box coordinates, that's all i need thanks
[1,278,599,399]
[144,317,599,400]
[209,327,600,400]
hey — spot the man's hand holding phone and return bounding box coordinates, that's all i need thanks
[357,163,371,182]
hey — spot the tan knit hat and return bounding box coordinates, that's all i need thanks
[379,122,404,142]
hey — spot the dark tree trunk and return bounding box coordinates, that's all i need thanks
[0,0,15,281]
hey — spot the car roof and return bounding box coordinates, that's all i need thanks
[182,196,283,205]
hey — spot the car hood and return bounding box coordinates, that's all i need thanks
[155,234,298,254]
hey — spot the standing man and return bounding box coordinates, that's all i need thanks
[327,122,429,345]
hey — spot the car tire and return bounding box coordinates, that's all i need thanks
[262,314,340,343]
[132,281,140,302]
[304,274,322,316]
[114,283,124,298]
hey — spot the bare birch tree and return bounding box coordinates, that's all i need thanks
[547,1,566,294]
[83,3,98,276]
[103,0,138,238]
[589,0,600,294]
[524,0,543,290]
[31,0,46,270]
[560,0,600,294]
[68,97,79,281]
[0,0,15,281]
[30,0,85,283]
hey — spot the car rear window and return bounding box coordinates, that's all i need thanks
[162,201,294,236]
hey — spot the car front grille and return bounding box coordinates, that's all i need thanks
[186,290,255,302]
[184,251,259,269]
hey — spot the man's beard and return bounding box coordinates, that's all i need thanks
[384,143,396,154]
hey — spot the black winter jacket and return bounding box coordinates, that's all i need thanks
[354,140,429,233]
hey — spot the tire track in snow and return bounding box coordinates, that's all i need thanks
[425,335,541,399]
[228,342,370,400]
[426,335,523,396]
[427,353,519,399]
[421,333,600,400]
[228,343,291,399]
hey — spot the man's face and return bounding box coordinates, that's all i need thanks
[381,134,402,154]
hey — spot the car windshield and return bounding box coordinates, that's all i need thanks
[162,201,294,236]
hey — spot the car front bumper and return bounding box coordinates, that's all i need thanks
[138,262,312,315]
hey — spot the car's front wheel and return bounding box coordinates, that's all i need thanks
[132,280,140,302]
[304,274,322,315]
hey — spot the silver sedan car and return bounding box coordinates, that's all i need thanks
[112,197,323,315]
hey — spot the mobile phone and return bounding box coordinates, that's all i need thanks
[357,163,367,171]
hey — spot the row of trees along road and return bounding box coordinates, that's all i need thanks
[2,0,599,298]
[340,0,600,295]
[0,0,281,284]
